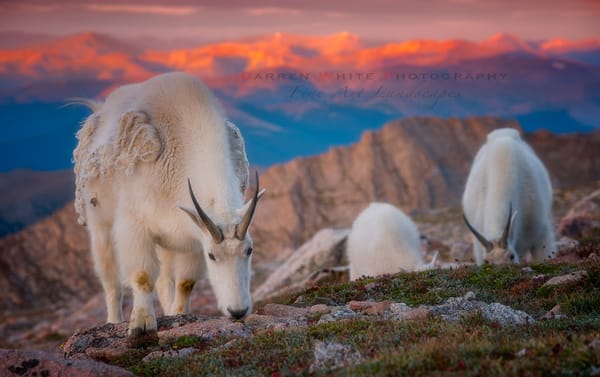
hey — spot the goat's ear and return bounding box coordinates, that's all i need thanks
[179,206,203,229]
[237,188,266,216]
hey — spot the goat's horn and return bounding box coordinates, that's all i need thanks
[187,179,224,243]
[235,171,260,240]
[463,213,493,251]
[500,202,513,248]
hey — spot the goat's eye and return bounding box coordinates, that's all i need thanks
[510,254,515,261]
[246,247,253,256]
[208,253,216,261]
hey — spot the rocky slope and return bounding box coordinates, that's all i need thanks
[57,255,600,376]
[253,117,600,254]
[0,205,97,312]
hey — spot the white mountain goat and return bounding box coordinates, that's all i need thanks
[73,72,264,338]
[347,202,438,280]
[462,128,554,265]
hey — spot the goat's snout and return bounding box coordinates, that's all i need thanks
[227,307,248,320]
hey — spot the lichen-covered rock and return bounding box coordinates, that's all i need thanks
[0,348,134,377]
[480,303,534,325]
[317,306,358,324]
[63,313,306,362]
[142,347,196,363]
[428,296,534,326]
[309,341,362,373]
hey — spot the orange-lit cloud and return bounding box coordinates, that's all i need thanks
[1,0,598,44]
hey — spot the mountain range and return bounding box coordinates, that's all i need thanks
[1,32,599,170]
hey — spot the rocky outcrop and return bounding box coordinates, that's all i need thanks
[0,348,133,377]
[253,117,600,254]
[253,228,350,302]
[557,189,600,239]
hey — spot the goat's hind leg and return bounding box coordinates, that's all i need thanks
[171,252,203,315]
[156,246,175,315]
[89,223,122,323]
[532,224,556,262]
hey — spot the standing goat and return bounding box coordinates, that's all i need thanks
[347,202,437,280]
[462,128,554,265]
[73,72,264,338]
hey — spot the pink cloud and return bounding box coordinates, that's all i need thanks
[85,4,201,16]
[247,7,303,16]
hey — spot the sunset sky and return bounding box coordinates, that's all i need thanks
[1,0,599,47]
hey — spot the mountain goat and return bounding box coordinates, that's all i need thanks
[347,203,437,280]
[73,72,264,338]
[462,128,554,265]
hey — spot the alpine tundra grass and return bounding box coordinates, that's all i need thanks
[107,240,599,376]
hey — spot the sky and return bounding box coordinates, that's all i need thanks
[1,0,599,47]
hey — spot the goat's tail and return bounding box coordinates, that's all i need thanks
[62,97,103,112]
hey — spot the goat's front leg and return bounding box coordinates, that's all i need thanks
[171,251,203,315]
[114,218,158,338]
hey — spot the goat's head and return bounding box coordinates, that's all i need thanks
[463,204,518,264]
[180,172,264,320]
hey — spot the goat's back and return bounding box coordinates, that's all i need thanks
[347,202,423,280]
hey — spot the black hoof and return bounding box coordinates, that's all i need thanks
[127,328,159,348]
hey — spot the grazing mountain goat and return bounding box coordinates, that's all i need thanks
[347,203,438,280]
[462,128,554,265]
[73,72,264,337]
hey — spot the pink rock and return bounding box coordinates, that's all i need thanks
[261,304,308,318]
[86,346,130,362]
[308,304,331,315]
[160,318,247,341]
[0,349,134,377]
[364,301,392,315]
[543,270,587,287]
[394,307,430,321]
[348,301,376,311]
[541,304,567,320]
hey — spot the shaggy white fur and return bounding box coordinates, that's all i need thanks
[347,202,437,280]
[462,128,555,265]
[73,72,263,335]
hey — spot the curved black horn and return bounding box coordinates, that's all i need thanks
[235,171,260,240]
[500,203,513,248]
[187,179,224,243]
[463,213,493,251]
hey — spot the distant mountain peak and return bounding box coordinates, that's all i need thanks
[482,33,534,52]
[46,31,141,55]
